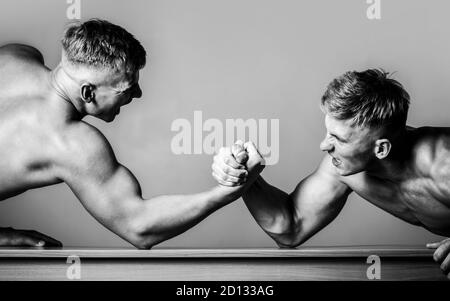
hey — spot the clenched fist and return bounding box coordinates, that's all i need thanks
[212,140,265,187]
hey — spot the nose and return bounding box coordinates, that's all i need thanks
[133,84,142,99]
[320,135,334,152]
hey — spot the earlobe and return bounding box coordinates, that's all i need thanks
[375,139,391,159]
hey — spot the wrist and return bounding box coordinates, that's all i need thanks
[210,184,241,204]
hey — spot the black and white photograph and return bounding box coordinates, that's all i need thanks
[0,0,449,293]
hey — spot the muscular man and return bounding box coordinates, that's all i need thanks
[213,69,450,278]
[0,19,255,249]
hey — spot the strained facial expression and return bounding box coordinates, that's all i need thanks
[320,114,378,176]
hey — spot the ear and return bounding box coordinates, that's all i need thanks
[374,138,391,160]
[80,83,96,103]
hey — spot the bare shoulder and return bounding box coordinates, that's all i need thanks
[55,121,118,180]
[0,43,45,64]
[410,126,450,178]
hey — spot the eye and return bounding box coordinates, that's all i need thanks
[330,134,345,143]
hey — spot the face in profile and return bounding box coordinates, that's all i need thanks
[92,70,142,122]
[320,114,380,176]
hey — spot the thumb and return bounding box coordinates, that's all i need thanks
[232,141,248,164]
[426,242,441,249]
[244,141,265,164]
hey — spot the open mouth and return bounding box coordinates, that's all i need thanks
[331,156,341,167]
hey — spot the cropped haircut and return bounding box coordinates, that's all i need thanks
[61,19,146,73]
[321,69,410,130]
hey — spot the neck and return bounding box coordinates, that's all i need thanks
[48,64,85,121]
[365,128,412,182]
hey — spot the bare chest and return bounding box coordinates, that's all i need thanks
[344,174,450,235]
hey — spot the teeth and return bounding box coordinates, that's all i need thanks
[332,158,341,166]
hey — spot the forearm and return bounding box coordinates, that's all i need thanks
[127,185,238,248]
[242,176,299,246]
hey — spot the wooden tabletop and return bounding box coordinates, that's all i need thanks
[0,245,434,258]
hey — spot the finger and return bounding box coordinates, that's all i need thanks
[433,240,450,263]
[212,172,239,187]
[221,147,245,169]
[212,163,246,184]
[23,230,62,247]
[235,151,249,164]
[213,157,248,178]
[231,142,249,165]
[234,140,244,146]
[10,236,44,247]
[426,242,441,249]
[439,253,450,274]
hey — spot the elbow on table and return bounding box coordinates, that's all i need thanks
[273,235,306,249]
[127,233,155,250]
[268,228,308,249]
[127,233,158,250]
[123,220,159,250]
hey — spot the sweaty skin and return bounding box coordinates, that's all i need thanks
[0,43,254,249]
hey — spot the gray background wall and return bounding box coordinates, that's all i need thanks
[0,0,447,248]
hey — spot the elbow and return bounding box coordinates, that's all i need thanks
[268,221,307,249]
[275,238,304,249]
[267,215,306,248]
[131,239,155,250]
[125,219,159,250]
[128,232,158,250]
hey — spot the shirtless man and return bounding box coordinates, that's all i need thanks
[212,69,450,278]
[0,19,255,249]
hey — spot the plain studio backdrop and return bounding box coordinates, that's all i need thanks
[0,0,448,248]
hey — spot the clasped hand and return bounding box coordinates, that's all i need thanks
[212,140,265,187]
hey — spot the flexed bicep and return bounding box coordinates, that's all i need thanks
[288,155,352,246]
[55,123,145,246]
